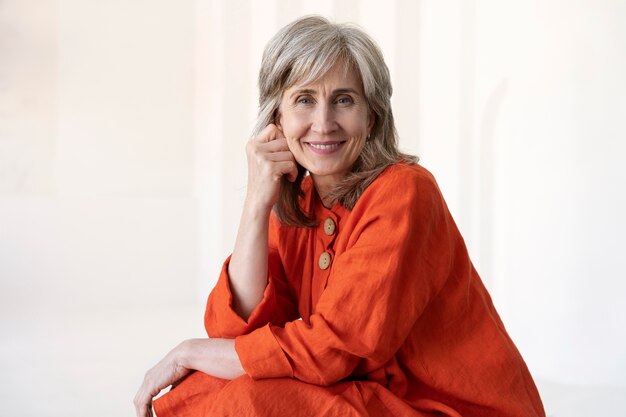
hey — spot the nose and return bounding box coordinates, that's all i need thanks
[310,103,337,135]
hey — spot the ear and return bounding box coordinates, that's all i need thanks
[274,108,283,129]
[367,110,375,130]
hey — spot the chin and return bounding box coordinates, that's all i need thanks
[308,167,346,178]
[295,155,351,179]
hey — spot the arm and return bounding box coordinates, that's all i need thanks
[228,124,297,320]
[205,216,300,338]
[235,166,459,385]
[135,125,297,417]
[227,201,271,320]
[134,338,243,417]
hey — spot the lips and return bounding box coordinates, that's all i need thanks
[308,142,341,150]
[304,141,346,154]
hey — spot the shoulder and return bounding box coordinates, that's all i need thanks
[344,163,454,247]
[381,163,437,185]
[357,163,443,209]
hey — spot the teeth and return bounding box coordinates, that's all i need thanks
[309,143,340,150]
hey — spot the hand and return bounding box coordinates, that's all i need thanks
[245,124,298,210]
[134,339,244,416]
[134,342,191,417]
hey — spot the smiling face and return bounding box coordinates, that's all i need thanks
[276,61,374,198]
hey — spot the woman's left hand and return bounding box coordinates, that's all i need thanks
[134,338,244,416]
[134,342,190,417]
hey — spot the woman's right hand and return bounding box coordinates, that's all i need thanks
[227,124,296,319]
[245,124,298,211]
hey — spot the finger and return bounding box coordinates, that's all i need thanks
[134,391,141,416]
[135,384,157,417]
[259,137,290,152]
[142,401,153,417]
[266,150,296,163]
[247,141,290,165]
[287,163,298,182]
[253,124,284,143]
[275,123,284,135]
[134,392,149,417]
[274,161,297,182]
[134,401,144,417]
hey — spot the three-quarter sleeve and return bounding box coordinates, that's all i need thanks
[235,167,460,386]
[204,214,300,338]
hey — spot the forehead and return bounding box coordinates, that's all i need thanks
[286,60,364,93]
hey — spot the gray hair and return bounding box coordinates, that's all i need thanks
[255,15,416,226]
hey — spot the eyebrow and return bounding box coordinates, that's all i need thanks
[289,87,361,98]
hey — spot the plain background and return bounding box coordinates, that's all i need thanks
[1,0,625,416]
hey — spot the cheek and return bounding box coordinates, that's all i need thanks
[286,139,309,167]
[285,137,306,162]
[349,138,366,158]
[342,112,370,136]
[285,137,299,153]
[281,113,309,137]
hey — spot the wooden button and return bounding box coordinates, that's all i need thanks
[323,218,336,236]
[318,252,332,270]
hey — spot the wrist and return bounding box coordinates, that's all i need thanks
[175,339,195,370]
[242,197,273,219]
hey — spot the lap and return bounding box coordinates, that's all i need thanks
[153,372,426,417]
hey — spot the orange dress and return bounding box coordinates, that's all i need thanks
[153,163,545,417]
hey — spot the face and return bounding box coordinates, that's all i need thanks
[276,62,374,190]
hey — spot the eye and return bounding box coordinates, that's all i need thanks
[336,96,354,105]
[296,96,313,105]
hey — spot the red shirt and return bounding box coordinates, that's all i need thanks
[155,163,545,417]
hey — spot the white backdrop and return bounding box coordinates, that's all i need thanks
[1,1,625,416]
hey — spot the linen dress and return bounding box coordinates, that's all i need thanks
[153,163,545,417]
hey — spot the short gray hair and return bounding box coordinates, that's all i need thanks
[255,15,416,227]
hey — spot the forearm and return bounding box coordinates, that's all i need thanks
[179,338,245,380]
[135,338,245,416]
[228,125,296,320]
[228,200,271,320]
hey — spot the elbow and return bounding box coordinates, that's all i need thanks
[312,371,343,387]
[295,354,360,387]
[301,372,343,387]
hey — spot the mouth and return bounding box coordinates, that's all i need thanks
[304,141,346,154]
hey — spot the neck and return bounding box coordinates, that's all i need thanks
[311,174,340,208]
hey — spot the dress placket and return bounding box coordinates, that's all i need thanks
[311,208,341,311]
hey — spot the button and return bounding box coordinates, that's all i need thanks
[323,218,336,236]
[318,252,332,270]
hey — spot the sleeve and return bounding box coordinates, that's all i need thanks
[234,167,460,385]
[204,213,300,339]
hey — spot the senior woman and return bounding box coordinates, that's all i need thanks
[135,16,545,417]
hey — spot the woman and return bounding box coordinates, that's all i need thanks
[135,16,545,417]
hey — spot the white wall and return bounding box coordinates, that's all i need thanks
[476,1,626,389]
[0,1,202,414]
[1,1,625,416]
[0,0,197,310]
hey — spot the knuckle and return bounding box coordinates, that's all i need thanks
[143,371,154,384]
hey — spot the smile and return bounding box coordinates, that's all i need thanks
[305,141,346,154]
[309,143,340,150]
